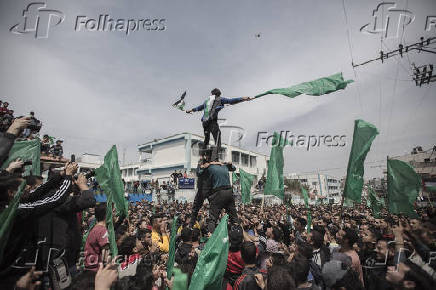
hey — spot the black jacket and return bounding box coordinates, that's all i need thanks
[190,163,212,225]
[0,173,73,276]
[36,187,96,268]
[0,132,15,165]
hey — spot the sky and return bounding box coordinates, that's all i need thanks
[1,0,435,178]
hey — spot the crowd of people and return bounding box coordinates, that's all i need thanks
[75,197,436,290]
[0,100,63,159]
[0,103,435,290]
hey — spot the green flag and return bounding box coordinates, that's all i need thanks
[105,195,118,257]
[95,145,129,257]
[307,211,312,234]
[232,172,239,184]
[368,187,384,218]
[172,268,188,290]
[0,181,26,265]
[1,139,41,176]
[301,186,311,233]
[95,145,128,218]
[189,215,229,290]
[343,120,379,203]
[240,169,255,204]
[301,185,309,207]
[167,216,179,282]
[264,132,289,200]
[387,159,421,217]
[254,72,353,99]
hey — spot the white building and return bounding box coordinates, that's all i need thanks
[136,132,269,183]
[77,153,103,172]
[287,173,342,204]
[392,145,436,204]
[120,163,141,184]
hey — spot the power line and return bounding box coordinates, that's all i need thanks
[352,37,436,68]
[341,0,364,115]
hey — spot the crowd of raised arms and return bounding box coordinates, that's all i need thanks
[0,100,435,290]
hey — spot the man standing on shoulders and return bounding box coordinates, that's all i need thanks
[186,88,252,150]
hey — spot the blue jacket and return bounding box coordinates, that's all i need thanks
[192,97,244,122]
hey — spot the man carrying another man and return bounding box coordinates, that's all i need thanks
[190,147,239,233]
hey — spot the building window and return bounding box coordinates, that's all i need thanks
[241,153,249,166]
[219,148,227,160]
[312,182,317,186]
[250,156,257,168]
[232,151,240,164]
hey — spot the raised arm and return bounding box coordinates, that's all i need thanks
[221,96,251,105]
[186,103,205,114]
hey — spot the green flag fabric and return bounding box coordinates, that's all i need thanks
[301,186,312,233]
[264,132,289,200]
[387,159,421,217]
[1,139,41,176]
[95,145,129,257]
[172,268,188,290]
[343,120,379,203]
[105,195,118,257]
[189,215,229,290]
[0,181,26,265]
[307,211,312,234]
[167,216,179,282]
[368,187,384,218]
[95,145,128,218]
[301,185,309,207]
[343,197,354,208]
[240,169,255,204]
[254,72,353,99]
[232,172,239,184]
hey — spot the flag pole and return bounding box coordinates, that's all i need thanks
[340,191,345,220]
[386,155,393,219]
[261,189,265,211]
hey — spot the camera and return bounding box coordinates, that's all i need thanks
[73,170,95,180]
[28,118,42,132]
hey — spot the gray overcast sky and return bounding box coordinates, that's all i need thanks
[1,0,435,178]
